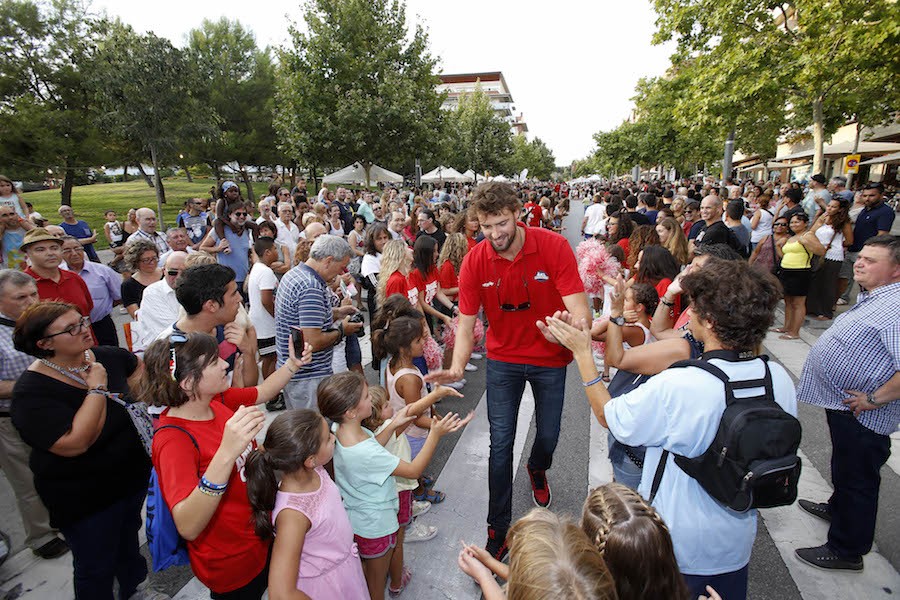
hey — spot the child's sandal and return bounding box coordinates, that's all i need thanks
[421,475,435,489]
[388,567,412,596]
[413,488,446,504]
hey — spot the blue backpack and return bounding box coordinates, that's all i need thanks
[146,425,198,572]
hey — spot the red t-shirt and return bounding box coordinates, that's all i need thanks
[654,278,682,321]
[153,387,267,593]
[616,238,631,263]
[681,219,695,238]
[385,270,419,306]
[458,226,584,367]
[408,266,440,305]
[438,260,459,301]
[523,202,542,228]
[466,236,480,253]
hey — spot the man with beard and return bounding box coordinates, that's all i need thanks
[426,181,589,562]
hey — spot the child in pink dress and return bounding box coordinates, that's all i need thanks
[244,409,368,599]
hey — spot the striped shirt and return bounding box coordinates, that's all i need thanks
[274,263,333,381]
[797,281,900,435]
[0,315,35,415]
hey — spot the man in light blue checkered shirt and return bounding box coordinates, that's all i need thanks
[795,235,900,572]
[0,270,70,559]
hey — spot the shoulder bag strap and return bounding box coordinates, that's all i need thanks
[649,449,670,504]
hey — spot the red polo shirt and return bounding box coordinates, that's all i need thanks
[25,266,94,319]
[458,225,584,367]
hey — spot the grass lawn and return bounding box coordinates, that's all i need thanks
[23,179,215,249]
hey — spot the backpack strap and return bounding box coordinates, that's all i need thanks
[669,359,735,402]
[155,425,200,475]
[649,450,669,504]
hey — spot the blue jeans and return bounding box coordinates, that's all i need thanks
[486,359,567,533]
[826,409,891,559]
[59,489,148,600]
[607,431,644,491]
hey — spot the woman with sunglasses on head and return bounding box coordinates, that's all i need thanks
[141,331,312,600]
[11,301,156,599]
[749,216,790,275]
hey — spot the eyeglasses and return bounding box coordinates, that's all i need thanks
[233,212,248,217]
[773,222,788,227]
[43,316,92,339]
[139,256,158,264]
[498,276,531,312]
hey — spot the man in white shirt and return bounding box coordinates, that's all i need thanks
[134,251,187,351]
[248,237,280,379]
[256,198,275,225]
[581,194,607,239]
[157,227,196,267]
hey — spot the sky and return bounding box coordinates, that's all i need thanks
[92,0,675,167]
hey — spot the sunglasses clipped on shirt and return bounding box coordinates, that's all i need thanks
[498,276,531,312]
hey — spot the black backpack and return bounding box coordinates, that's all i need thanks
[649,356,802,512]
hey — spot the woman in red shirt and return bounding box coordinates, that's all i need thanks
[454,209,482,252]
[633,245,682,321]
[436,233,468,303]
[408,236,454,329]
[607,211,634,264]
[141,333,311,599]
[379,239,419,307]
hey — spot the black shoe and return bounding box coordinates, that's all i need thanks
[33,537,70,559]
[798,499,831,523]
[796,544,862,572]
[527,466,552,508]
[485,527,508,562]
[265,393,286,412]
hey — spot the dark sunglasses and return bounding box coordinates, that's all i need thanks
[166,269,181,276]
[774,222,788,227]
[233,212,248,217]
[169,332,188,380]
[498,276,531,312]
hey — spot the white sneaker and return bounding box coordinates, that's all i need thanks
[470,352,483,360]
[405,520,438,543]
[412,500,431,518]
[129,581,171,600]
[465,362,478,372]
[445,379,466,390]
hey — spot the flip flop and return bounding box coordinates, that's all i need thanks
[778,334,800,340]
[389,567,412,596]
[770,327,787,333]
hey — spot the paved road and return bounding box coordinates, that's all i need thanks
[2,201,899,599]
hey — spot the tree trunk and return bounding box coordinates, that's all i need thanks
[149,143,167,227]
[209,161,222,183]
[183,164,193,183]
[136,163,154,187]
[310,164,319,194]
[122,166,129,182]
[61,163,75,206]
[811,97,825,176]
[239,164,254,200]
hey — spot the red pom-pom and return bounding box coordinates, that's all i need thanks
[423,335,443,372]
[442,316,486,349]
[591,315,608,356]
[577,240,620,296]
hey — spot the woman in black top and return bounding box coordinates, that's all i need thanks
[121,239,162,318]
[11,302,151,600]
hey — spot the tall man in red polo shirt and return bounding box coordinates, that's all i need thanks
[428,182,589,560]
[21,228,95,332]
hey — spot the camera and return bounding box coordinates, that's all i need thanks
[347,312,366,337]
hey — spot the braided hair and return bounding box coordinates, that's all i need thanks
[581,483,690,600]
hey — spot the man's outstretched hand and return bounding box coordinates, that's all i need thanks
[424,367,464,385]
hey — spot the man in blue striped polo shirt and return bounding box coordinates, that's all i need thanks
[275,235,364,410]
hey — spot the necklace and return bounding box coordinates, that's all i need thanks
[41,350,92,378]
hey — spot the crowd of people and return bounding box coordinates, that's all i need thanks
[0,171,897,600]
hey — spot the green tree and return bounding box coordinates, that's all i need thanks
[276,0,445,188]
[653,0,898,175]
[444,83,513,175]
[0,0,112,205]
[507,135,556,180]
[187,18,278,198]
[91,24,208,221]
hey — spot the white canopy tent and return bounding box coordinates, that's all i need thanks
[323,161,403,186]
[421,165,468,184]
[461,169,477,183]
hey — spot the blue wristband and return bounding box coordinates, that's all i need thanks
[582,375,605,388]
[200,476,228,491]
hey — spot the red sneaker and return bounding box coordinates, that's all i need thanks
[527,467,552,508]
[485,527,508,562]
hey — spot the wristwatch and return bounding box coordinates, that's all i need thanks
[866,392,881,406]
[609,316,626,327]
